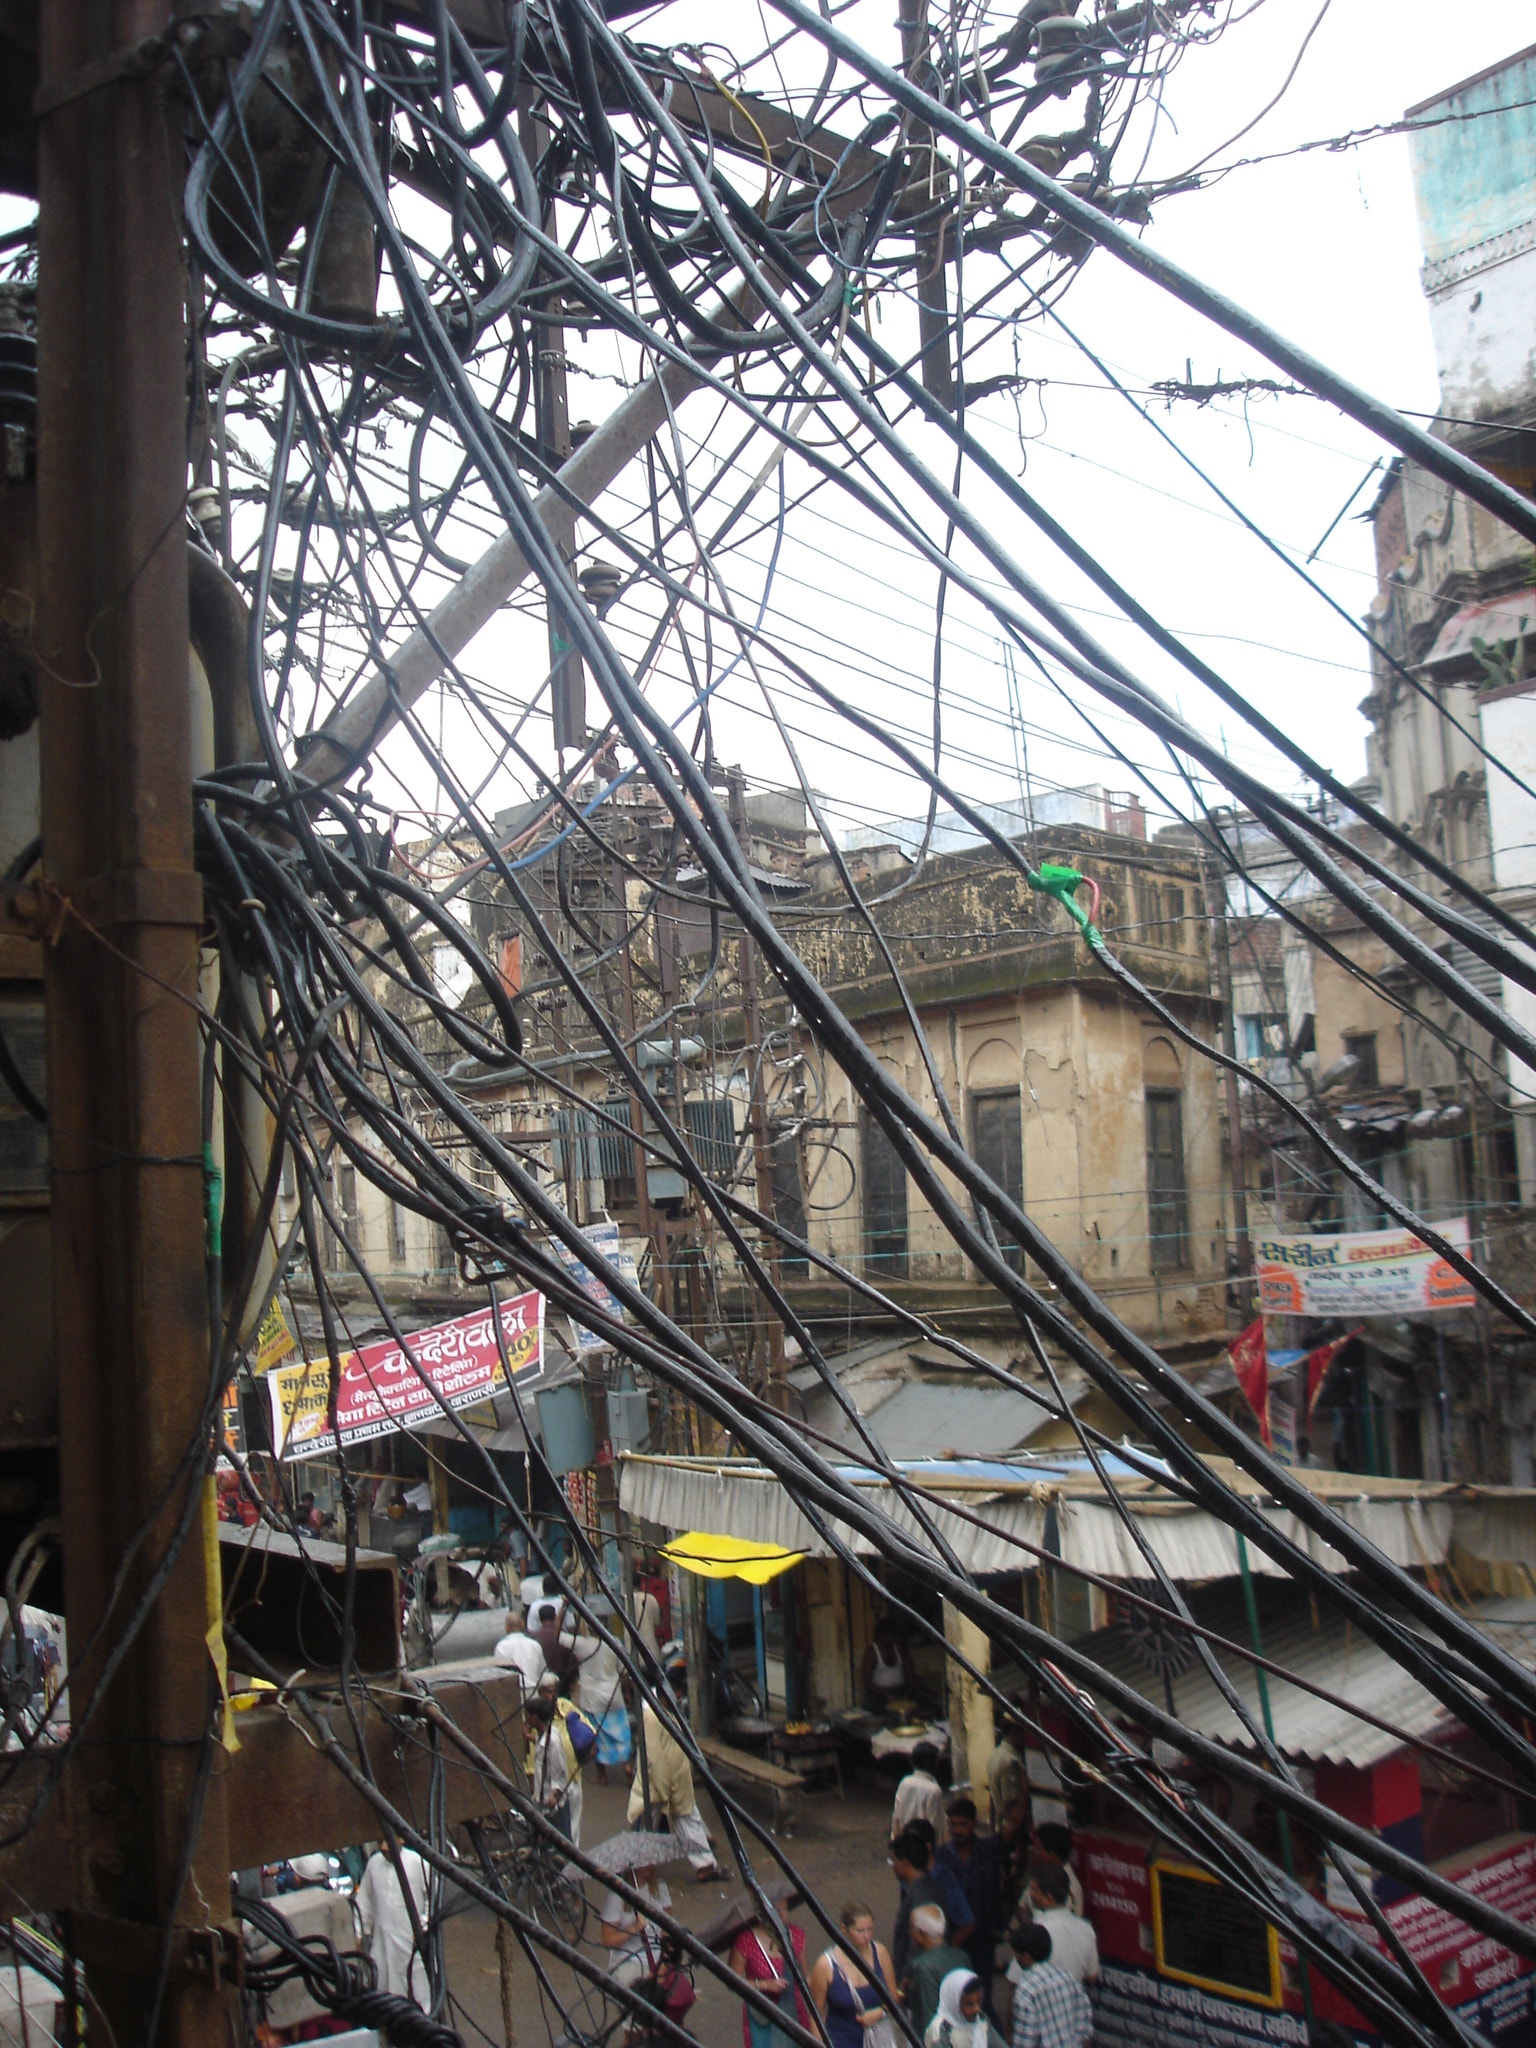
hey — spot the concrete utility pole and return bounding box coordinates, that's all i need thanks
[1204,852,1253,1311]
[519,102,586,757]
[35,6,233,2041]
[727,770,789,1410]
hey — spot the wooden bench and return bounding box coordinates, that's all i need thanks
[698,1735,803,1836]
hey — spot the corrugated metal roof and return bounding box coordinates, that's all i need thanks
[840,1379,1056,1459]
[1079,1585,1536,1767]
[617,1454,1506,1584]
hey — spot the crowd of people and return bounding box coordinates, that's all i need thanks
[509,1603,1096,2048]
[247,1565,1099,2048]
[646,1724,1098,2048]
[495,1571,723,1879]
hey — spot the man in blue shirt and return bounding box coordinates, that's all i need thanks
[937,1796,1008,2015]
[890,1827,976,1991]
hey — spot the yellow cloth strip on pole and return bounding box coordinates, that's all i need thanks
[662,1531,805,1583]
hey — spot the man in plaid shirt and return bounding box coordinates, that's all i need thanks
[1008,1924,1093,2048]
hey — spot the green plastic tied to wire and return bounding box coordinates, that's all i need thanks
[1030,862,1104,951]
[203,1143,224,1262]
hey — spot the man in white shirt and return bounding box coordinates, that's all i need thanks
[891,1741,948,1847]
[493,1612,549,1698]
[1010,1863,1097,1987]
[571,1629,630,1781]
[355,1846,432,2005]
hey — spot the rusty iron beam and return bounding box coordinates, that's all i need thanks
[35,4,232,2043]
[223,1666,525,1869]
[218,1522,402,1676]
[0,1667,525,1910]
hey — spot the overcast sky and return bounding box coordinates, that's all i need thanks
[7,3,1532,848]
[517,0,1536,851]
[681,0,1536,843]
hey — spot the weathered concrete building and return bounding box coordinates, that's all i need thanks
[772,822,1230,1353]
[281,784,1241,1453]
[1160,46,1536,1485]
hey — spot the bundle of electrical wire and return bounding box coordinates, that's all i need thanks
[15,3,1525,2045]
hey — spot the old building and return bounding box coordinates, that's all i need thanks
[277,779,1241,1439]
[1161,46,1536,1486]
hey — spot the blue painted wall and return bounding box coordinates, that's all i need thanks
[1409,50,1536,264]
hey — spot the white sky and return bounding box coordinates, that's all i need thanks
[8,3,1533,851]
[421,0,1536,852]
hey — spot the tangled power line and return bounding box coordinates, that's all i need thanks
[7,3,1536,2045]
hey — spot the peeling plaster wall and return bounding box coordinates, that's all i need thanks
[809,962,1227,1341]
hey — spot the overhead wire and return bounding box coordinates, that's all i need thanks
[68,5,1536,2041]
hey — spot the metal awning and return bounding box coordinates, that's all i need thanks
[617,1454,1479,1583]
[1422,593,1535,671]
[1080,1586,1536,1767]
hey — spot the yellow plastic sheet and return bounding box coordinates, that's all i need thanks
[662,1530,804,1583]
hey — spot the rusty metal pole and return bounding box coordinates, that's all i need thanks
[726,772,788,1410]
[36,7,230,2043]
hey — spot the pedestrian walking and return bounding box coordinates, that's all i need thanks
[573,1629,631,1782]
[599,1864,673,1989]
[890,1828,975,1990]
[731,1910,810,2048]
[1030,1826,1084,1918]
[525,1689,585,1847]
[937,1797,1008,2015]
[986,1719,1029,1860]
[493,1609,548,1695]
[892,1743,949,1847]
[905,1904,970,2037]
[1007,1926,1091,2048]
[1017,1864,1096,1986]
[627,1699,720,1878]
[925,1971,1006,2048]
[355,1847,431,2006]
[809,1903,897,2048]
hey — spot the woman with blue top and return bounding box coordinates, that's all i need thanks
[809,1903,898,2048]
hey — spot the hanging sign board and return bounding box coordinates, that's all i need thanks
[551,1219,633,1353]
[253,1298,297,1375]
[1253,1220,1476,1317]
[267,1290,544,1460]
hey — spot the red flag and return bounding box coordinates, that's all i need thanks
[1229,1318,1270,1447]
[1306,1328,1361,1416]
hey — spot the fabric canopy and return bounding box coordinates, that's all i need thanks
[662,1531,805,1583]
[621,1455,1466,1584]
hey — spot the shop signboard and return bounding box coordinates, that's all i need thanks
[551,1219,633,1352]
[1079,1831,1536,2047]
[221,1380,244,1457]
[267,1290,544,1459]
[1254,1220,1476,1317]
[253,1297,297,1374]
